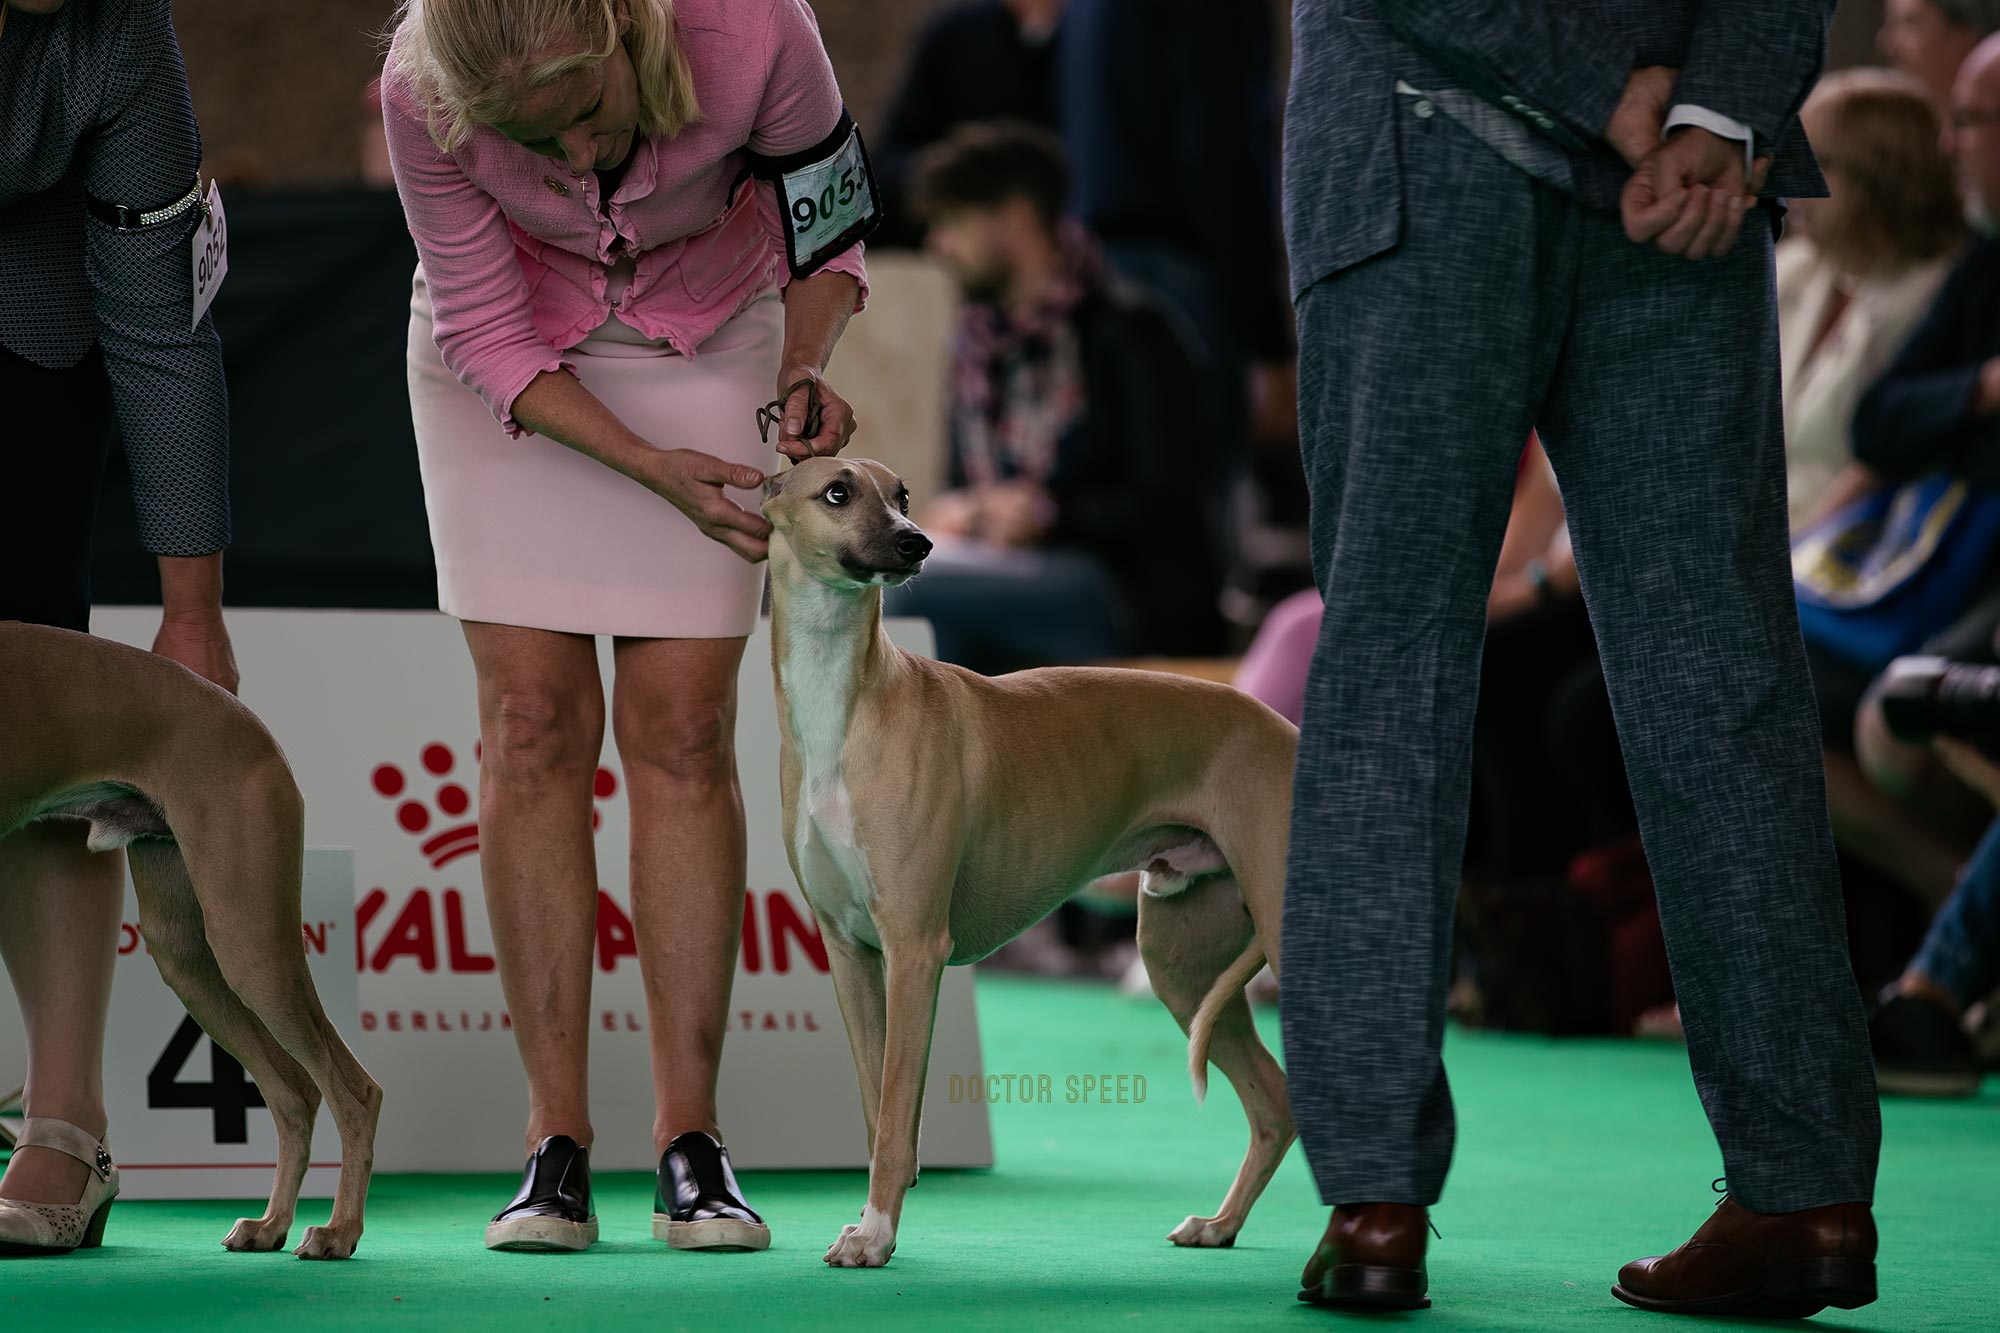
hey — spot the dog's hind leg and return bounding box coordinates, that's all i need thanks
[1138,874,1294,1249]
[128,840,321,1253]
[166,771,380,1260]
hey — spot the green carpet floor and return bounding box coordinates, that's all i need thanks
[3,973,1994,1330]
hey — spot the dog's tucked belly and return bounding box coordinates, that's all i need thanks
[940,831,1231,965]
[19,783,170,852]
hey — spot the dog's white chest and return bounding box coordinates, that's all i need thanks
[782,628,882,950]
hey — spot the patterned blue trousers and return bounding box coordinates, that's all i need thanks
[1279,103,1880,1213]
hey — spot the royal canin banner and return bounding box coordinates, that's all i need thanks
[0,609,991,1189]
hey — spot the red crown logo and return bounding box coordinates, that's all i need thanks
[372,742,619,869]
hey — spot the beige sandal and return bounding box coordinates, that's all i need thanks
[0,1118,118,1255]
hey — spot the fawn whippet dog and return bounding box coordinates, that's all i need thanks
[763,458,1297,1268]
[0,622,380,1258]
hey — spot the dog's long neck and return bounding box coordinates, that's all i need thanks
[769,546,895,773]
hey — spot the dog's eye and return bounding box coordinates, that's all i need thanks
[897,491,910,515]
[823,482,850,507]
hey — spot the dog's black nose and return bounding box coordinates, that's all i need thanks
[896,531,933,562]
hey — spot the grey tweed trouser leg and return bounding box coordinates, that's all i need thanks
[1278,105,1880,1213]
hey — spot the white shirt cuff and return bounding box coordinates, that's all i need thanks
[1664,104,1756,182]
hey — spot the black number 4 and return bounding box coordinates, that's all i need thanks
[147,1016,266,1144]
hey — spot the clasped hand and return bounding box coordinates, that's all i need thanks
[1607,66,1771,261]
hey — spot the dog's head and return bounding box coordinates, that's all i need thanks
[761,457,932,589]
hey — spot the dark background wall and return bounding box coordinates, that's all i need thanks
[175,1,1888,189]
[174,0,1030,187]
[115,1,1897,608]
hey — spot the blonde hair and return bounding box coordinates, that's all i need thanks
[1803,67,1965,272]
[388,0,699,152]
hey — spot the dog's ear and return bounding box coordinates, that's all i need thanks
[762,470,788,502]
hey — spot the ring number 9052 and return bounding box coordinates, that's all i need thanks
[792,169,860,234]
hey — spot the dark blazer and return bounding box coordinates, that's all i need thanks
[947,278,1226,655]
[1284,0,1837,298]
[874,1,1061,249]
[1059,0,1293,361]
[0,0,229,556]
[1853,238,2000,487]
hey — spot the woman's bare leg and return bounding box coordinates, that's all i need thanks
[462,621,606,1153]
[610,634,748,1152]
[0,821,122,1202]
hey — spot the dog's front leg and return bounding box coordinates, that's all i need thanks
[824,936,948,1269]
[823,930,887,1154]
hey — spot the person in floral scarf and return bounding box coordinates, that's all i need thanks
[890,122,1224,675]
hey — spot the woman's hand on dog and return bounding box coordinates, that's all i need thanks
[637,448,773,563]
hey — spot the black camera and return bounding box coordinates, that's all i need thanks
[1877,655,2000,748]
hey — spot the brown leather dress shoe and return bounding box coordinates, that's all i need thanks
[1297,1202,1430,1311]
[1613,1197,1877,1318]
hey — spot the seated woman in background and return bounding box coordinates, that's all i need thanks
[1789,70,1995,908]
[886,123,1224,676]
[1780,67,1964,532]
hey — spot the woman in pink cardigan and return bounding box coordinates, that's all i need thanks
[384,0,874,1255]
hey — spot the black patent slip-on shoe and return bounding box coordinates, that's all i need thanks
[486,1135,597,1252]
[654,1131,769,1251]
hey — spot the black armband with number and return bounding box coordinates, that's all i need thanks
[85,178,204,232]
[746,108,882,279]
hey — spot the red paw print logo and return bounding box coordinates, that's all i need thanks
[372,742,619,869]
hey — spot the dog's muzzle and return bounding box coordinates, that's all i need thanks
[843,529,932,585]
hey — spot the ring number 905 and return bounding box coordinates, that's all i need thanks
[792,169,859,234]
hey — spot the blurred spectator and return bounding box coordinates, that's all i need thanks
[1232,587,1319,728]
[1878,0,2000,109]
[1851,47,2000,445]
[1467,441,1601,884]
[1232,437,1618,885]
[886,122,1223,675]
[1782,69,1964,531]
[1056,0,1294,474]
[1870,730,2000,1095]
[1816,37,2000,904]
[874,0,1065,248]
[1227,440,1652,1033]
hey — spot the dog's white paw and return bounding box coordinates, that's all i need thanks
[222,1216,291,1252]
[1168,1214,1240,1248]
[293,1225,359,1260]
[823,1206,896,1268]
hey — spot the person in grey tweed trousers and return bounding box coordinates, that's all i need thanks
[1280,1,1882,1317]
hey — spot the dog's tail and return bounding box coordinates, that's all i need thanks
[1187,940,1265,1103]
